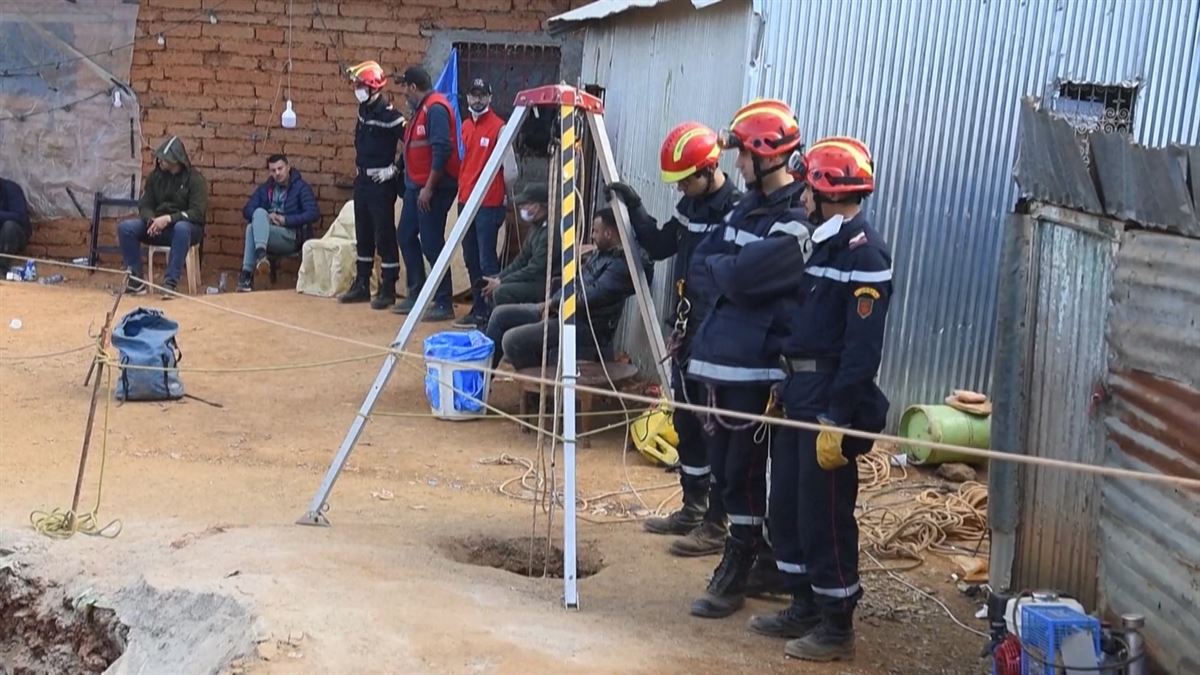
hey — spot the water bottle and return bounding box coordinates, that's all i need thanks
[218,271,229,293]
[39,274,65,285]
[23,260,36,281]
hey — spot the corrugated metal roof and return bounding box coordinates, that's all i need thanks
[1013,100,1104,213]
[547,0,727,35]
[1090,134,1200,237]
[1102,229,1200,671]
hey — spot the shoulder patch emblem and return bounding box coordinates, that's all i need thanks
[853,286,880,299]
[849,232,868,249]
[854,287,878,319]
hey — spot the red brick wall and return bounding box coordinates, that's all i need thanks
[28,0,583,274]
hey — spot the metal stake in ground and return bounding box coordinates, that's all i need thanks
[68,273,128,529]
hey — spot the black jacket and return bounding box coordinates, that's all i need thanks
[0,178,31,239]
[551,246,652,344]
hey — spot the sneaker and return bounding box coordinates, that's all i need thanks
[391,295,418,315]
[236,270,253,293]
[254,250,269,274]
[450,315,481,330]
[160,279,178,300]
[423,304,455,323]
[124,277,148,295]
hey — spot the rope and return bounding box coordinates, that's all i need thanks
[0,343,95,361]
[4,253,1199,490]
[29,360,123,539]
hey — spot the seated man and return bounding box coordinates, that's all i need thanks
[118,136,208,295]
[0,176,31,275]
[478,183,558,312]
[486,208,649,370]
[236,154,319,292]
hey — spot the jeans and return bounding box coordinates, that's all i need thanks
[117,217,202,284]
[0,220,29,272]
[461,204,505,319]
[241,208,299,271]
[398,185,455,307]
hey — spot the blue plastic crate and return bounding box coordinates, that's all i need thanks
[1020,604,1101,675]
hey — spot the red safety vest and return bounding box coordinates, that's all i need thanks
[458,109,506,207]
[404,92,460,185]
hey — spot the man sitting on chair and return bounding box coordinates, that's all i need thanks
[477,183,557,313]
[236,154,319,292]
[485,208,650,370]
[118,136,208,296]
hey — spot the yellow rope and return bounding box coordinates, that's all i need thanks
[29,359,123,539]
[0,343,95,361]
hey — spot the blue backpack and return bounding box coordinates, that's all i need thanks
[112,308,185,401]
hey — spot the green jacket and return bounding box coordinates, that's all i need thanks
[138,136,208,226]
[498,219,561,286]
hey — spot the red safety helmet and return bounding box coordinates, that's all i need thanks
[720,99,802,158]
[806,136,875,197]
[347,60,387,90]
[660,122,721,183]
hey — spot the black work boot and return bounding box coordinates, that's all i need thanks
[746,546,789,598]
[645,482,707,535]
[669,520,727,557]
[748,587,820,638]
[371,277,397,310]
[392,291,419,315]
[339,277,370,304]
[690,536,756,618]
[784,608,855,661]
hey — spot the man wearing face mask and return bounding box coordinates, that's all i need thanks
[452,78,507,330]
[479,183,557,308]
[394,66,458,322]
[340,61,405,310]
[606,122,742,559]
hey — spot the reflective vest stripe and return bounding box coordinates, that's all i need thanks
[679,463,712,476]
[805,265,893,283]
[775,560,807,574]
[813,581,862,599]
[360,117,404,128]
[728,514,765,526]
[687,359,786,382]
[722,227,761,247]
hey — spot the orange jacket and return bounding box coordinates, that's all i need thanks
[403,92,460,185]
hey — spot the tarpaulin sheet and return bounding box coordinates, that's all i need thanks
[0,0,141,220]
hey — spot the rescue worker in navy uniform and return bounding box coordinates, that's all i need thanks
[340,61,405,309]
[684,100,814,618]
[735,137,891,662]
[606,122,742,558]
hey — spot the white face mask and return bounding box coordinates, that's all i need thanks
[354,88,370,103]
[519,206,539,223]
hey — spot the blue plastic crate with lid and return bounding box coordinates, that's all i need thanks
[1019,604,1101,675]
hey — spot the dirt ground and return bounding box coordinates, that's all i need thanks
[0,274,989,675]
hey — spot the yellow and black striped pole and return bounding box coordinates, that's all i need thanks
[558,102,580,609]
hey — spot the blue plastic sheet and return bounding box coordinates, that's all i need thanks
[423,331,495,413]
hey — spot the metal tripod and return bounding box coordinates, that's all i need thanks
[298,85,671,609]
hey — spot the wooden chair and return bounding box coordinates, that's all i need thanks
[517,361,640,447]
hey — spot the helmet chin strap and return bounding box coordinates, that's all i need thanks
[750,155,787,190]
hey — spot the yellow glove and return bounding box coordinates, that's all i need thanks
[815,417,849,470]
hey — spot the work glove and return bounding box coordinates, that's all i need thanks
[606,181,642,209]
[371,164,398,184]
[815,415,849,470]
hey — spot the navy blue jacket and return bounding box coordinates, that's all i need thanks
[550,245,652,343]
[242,170,319,241]
[685,180,810,386]
[627,175,742,347]
[356,96,405,170]
[0,177,32,239]
[731,211,893,429]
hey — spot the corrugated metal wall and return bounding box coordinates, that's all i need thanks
[578,0,753,372]
[750,0,1200,423]
[1102,230,1200,673]
[1013,215,1117,610]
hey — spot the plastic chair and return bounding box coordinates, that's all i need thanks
[146,244,202,294]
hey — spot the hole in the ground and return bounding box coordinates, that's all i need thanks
[0,568,128,675]
[440,535,604,579]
